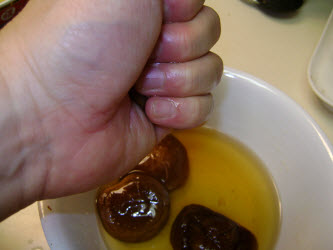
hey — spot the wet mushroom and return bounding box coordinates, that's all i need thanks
[96,173,170,242]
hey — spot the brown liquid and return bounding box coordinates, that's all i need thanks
[97,127,280,250]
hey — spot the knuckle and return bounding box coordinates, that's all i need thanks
[206,95,214,119]
[213,54,224,78]
[186,98,201,124]
[178,25,195,60]
[204,6,221,40]
[165,65,190,96]
[191,95,213,125]
[183,63,195,94]
[208,53,223,86]
[192,96,207,121]
[202,95,214,121]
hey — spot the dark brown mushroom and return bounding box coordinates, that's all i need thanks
[96,173,170,242]
[170,204,258,250]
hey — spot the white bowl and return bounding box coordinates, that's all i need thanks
[308,9,333,112]
[38,67,333,250]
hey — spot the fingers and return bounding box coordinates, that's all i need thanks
[143,3,222,130]
[136,52,223,97]
[145,95,213,129]
[152,6,221,63]
[163,0,205,23]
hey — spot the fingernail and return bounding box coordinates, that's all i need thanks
[140,66,165,91]
[151,99,177,119]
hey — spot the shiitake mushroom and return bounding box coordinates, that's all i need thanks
[96,173,170,242]
[171,204,258,250]
[133,134,189,191]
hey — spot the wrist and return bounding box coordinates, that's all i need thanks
[0,71,28,220]
[0,36,48,220]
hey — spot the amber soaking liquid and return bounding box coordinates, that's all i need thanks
[97,127,281,250]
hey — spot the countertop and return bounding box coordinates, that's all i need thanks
[1,0,333,249]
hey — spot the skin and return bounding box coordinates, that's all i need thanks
[0,0,222,220]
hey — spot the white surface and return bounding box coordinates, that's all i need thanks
[38,68,333,250]
[309,9,333,111]
[2,1,333,249]
[38,190,106,250]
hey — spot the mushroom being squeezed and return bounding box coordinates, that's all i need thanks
[133,134,189,191]
[96,173,170,242]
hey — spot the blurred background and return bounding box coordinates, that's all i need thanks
[209,0,333,142]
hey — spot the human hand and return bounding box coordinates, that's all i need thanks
[0,0,222,219]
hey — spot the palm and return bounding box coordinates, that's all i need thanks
[42,95,153,198]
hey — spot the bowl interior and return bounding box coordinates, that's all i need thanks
[39,68,333,250]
